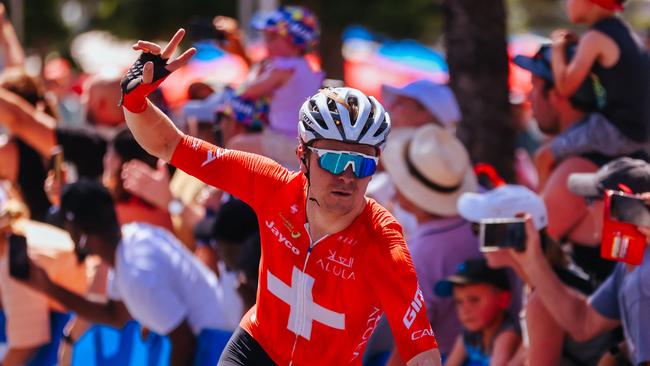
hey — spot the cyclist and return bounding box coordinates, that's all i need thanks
[119,29,441,366]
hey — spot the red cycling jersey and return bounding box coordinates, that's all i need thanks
[171,135,437,365]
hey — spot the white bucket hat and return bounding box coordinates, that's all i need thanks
[457,184,548,230]
[381,80,461,129]
[382,124,478,216]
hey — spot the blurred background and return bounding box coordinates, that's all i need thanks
[6,0,650,180]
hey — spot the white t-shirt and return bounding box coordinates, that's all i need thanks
[266,57,323,137]
[107,223,241,335]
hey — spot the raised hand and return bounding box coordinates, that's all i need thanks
[121,159,173,210]
[120,29,196,113]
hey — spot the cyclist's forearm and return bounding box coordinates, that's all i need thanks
[124,100,183,162]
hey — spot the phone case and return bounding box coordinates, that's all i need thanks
[601,191,646,265]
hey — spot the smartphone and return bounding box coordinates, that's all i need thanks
[51,145,64,188]
[8,234,29,279]
[479,218,527,252]
[609,191,650,227]
[601,190,647,265]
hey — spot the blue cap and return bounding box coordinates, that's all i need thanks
[434,258,510,297]
[513,44,606,110]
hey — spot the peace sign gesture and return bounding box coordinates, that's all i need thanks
[121,29,196,113]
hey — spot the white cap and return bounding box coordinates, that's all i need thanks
[381,79,461,128]
[457,184,548,230]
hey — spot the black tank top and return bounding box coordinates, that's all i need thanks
[15,138,50,222]
[592,17,650,142]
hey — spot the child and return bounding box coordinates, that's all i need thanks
[536,0,650,185]
[225,6,323,167]
[435,259,521,366]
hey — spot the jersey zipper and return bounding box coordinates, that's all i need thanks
[288,224,327,365]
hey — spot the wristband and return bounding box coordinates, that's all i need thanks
[119,52,171,113]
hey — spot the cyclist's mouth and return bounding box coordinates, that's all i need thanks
[331,190,352,197]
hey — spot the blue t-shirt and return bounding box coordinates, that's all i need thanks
[462,313,520,366]
[590,250,650,365]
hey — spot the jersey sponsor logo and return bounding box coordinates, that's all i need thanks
[350,307,382,361]
[201,148,227,167]
[265,220,301,255]
[316,249,356,280]
[279,212,301,239]
[191,138,201,151]
[411,328,434,341]
[267,266,345,340]
[402,287,425,329]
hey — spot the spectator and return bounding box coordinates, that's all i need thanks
[534,0,650,183]
[226,5,323,167]
[201,197,260,319]
[121,88,266,249]
[368,80,460,215]
[381,79,461,130]
[514,44,648,285]
[507,158,650,366]
[233,233,261,312]
[435,259,520,366]
[0,68,58,222]
[382,124,481,357]
[0,187,88,366]
[457,184,613,365]
[21,180,241,365]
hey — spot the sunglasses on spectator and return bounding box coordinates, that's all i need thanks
[306,146,378,178]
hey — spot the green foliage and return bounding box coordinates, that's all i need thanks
[90,0,237,40]
[22,0,67,48]
[287,0,444,43]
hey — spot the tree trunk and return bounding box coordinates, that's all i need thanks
[297,0,344,80]
[443,0,515,181]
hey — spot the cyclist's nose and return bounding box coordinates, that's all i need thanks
[339,166,357,182]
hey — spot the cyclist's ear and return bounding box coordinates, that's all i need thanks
[297,144,308,174]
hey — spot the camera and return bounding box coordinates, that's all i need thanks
[479,218,527,252]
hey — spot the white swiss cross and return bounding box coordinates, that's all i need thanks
[267,267,345,340]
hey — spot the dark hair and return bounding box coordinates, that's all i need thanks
[60,180,121,241]
[211,198,259,245]
[0,67,58,118]
[111,127,158,169]
[235,233,261,284]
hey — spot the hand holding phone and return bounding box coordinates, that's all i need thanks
[8,234,29,279]
[479,218,527,252]
[601,191,647,265]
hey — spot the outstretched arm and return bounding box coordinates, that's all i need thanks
[510,217,620,342]
[0,4,25,67]
[122,29,195,162]
[0,87,57,157]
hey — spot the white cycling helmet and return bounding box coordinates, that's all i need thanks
[298,87,391,151]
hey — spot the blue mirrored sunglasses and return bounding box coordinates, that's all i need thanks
[307,146,378,178]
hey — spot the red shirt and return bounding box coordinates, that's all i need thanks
[171,135,437,365]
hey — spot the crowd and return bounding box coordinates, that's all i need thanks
[0,0,648,365]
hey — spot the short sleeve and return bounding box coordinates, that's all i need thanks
[589,264,623,320]
[119,270,188,335]
[269,57,302,71]
[365,223,438,362]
